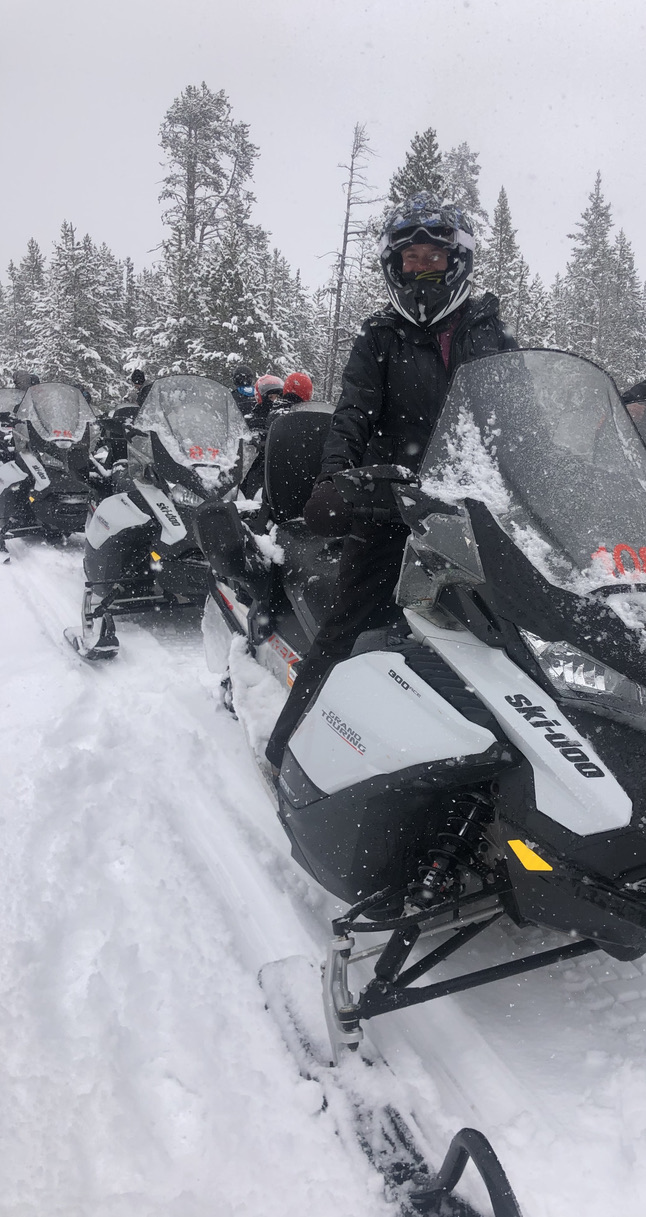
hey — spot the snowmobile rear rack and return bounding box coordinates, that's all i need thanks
[410,1126,523,1216]
[323,898,599,1061]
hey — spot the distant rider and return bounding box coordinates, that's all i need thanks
[266,191,518,771]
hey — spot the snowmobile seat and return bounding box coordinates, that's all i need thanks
[264,404,334,523]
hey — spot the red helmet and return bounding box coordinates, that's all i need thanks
[254,374,284,406]
[282,372,313,403]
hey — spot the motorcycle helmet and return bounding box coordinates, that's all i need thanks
[254,374,284,407]
[130,368,146,386]
[378,191,475,328]
[233,364,254,388]
[282,372,313,404]
[13,370,40,390]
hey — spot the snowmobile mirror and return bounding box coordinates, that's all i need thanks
[392,483,459,532]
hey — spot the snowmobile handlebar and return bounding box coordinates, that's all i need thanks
[332,464,419,527]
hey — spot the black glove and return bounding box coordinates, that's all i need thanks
[303,479,353,537]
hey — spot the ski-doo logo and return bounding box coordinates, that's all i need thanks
[95,514,110,531]
[505,694,604,778]
[156,500,181,528]
[321,709,366,754]
[388,668,421,697]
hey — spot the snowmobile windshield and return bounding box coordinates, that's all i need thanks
[136,375,252,487]
[418,349,646,592]
[0,388,25,413]
[14,383,95,443]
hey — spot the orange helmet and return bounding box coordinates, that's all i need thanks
[282,372,313,403]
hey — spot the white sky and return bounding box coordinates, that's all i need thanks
[2,0,645,293]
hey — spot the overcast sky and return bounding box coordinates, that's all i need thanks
[2,0,645,294]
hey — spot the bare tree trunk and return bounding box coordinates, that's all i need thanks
[324,124,374,400]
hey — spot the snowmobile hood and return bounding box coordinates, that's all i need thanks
[135,374,253,490]
[15,383,96,443]
[418,349,646,598]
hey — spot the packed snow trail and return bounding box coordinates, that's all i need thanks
[0,540,393,1217]
[2,538,646,1216]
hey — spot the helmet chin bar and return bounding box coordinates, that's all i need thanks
[385,272,472,328]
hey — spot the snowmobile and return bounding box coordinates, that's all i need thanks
[0,382,103,558]
[0,388,25,465]
[197,348,646,1077]
[65,374,255,660]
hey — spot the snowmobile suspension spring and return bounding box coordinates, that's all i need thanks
[417,792,491,895]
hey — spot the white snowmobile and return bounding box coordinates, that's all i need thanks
[197,348,646,1081]
[0,382,103,559]
[65,374,255,660]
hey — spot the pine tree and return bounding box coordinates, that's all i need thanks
[479,187,524,329]
[159,83,258,252]
[32,222,126,400]
[605,228,645,388]
[151,83,262,375]
[439,143,488,231]
[559,173,614,366]
[522,275,555,348]
[4,239,45,371]
[389,127,442,204]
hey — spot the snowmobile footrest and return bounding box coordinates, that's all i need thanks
[410,1126,524,1216]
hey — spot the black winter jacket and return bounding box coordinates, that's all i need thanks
[319,294,517,477]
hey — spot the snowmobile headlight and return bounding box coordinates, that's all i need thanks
[39,451,66,470]
[521,629,646,730]
[168,484,204,508]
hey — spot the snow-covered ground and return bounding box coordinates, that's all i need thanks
[2,537,646,1217]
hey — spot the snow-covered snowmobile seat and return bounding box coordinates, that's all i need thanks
[264,405,341,633]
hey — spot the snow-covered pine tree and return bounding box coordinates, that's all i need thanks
[439,143,488,230]
[389,127,443,204]
[558,173,614,368]
[32,222,126,401]
[521,274,555,348]
[605,228,645,389]
[3,239,46,372]
[479,187,525,332]
[151,83,260,373]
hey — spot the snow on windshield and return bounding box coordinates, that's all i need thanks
[15,383,95,442]
[420,351,646,596]
[137,375,251,487]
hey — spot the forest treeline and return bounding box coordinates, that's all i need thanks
[1,83,644,402]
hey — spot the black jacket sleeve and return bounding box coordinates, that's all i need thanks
[318,322,387,478]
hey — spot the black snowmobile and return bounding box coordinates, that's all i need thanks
[197,349,646,1070]
[0,388,25,465]
[0,382,103,559]
[65,373,255,660]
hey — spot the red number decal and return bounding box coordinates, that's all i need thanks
[189,444,204,459]
[614,544,642,576]
[206,447,220,460]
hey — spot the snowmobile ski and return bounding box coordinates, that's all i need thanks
[63,626,119,663]
[259,955,521,1216]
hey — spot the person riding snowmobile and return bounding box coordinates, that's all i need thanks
[231,364,256,416]
[238,374,285,499]
[281,371,314,406]
[13,371,40,391]
[265,191,518,769]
